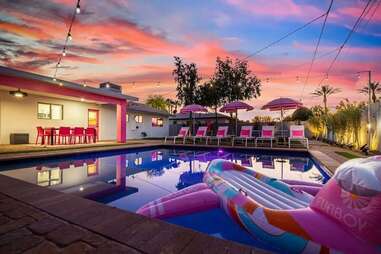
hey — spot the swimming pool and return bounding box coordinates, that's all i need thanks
[0,146,330,251]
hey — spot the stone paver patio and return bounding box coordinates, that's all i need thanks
[0,174,269,254]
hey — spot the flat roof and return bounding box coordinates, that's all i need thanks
[128,101,170,117]
[169,112,230,120]
[0,66,138,102]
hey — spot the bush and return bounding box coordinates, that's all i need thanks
[292,107,313,121]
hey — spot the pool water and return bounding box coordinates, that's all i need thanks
[0,147,330,251]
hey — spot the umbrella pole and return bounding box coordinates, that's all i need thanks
[236,110,238,136]
[191,112,194,135]
[281,108,284,138]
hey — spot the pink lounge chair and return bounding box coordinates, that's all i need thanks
[289,125,309,149]
[255,126,275,147]
[208,126,230,146]
[232,126,254,147]
[190,126,209,144]
[164,127,189,144]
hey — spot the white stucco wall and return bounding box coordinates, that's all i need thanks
[0,90,117,144]
[126,112,169,139]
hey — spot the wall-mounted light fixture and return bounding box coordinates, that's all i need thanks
[9,89,28,98]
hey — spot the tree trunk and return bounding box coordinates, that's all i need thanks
[214,106,218,134]
[372,91,377,104]
[323,95,328,114]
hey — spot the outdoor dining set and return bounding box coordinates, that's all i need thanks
[35,126,97,145]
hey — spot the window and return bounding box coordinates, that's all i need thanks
[152,117,163,127]
[134,157,143,165]
[37,169,61,187]
[38,103,63,120]
[134,115,143,123]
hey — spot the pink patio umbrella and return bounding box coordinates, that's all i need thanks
[261,97,302,137]
[180,104,208,135]
[220,101,254,135]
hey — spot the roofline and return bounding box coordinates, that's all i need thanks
[0,66,139,102]
[128,108,170,117]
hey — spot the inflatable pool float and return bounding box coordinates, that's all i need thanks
[205,158,381,254]
[137,182,219,219]
[137,156,381,253]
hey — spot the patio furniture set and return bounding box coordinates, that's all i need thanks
[35,126,97,145]
[165,125,309,148]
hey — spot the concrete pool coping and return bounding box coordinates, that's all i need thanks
[0,140,339,176]
[0,140,309,163]
[0,174,269,254]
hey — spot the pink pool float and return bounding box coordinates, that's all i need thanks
[136,183,219,219]
[137,156,381,253]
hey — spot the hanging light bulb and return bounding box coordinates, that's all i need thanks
[68,32,72,41]
[76,2,81,14]
[62,48,66,56]
[57,62,61,68]
[53,77,57,82]
[157,82,161,88]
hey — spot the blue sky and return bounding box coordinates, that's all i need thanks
[0,0,380,119]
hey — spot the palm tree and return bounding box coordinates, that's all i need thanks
[358,82,381,103]
[145,95,169,112]
[165,99,181,114]
[311,85,341,113]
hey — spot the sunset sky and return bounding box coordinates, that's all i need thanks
[0,0,380,119]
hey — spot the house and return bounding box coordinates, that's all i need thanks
[169,112,231,125]
[0,66,170,144]
[127,102,169,139]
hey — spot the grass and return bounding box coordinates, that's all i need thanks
[335,151,361,159]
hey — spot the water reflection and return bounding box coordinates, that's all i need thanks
[0,148,328,211]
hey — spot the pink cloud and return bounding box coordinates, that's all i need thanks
[224,0,323,20]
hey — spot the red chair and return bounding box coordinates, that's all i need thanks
[36,127,44,144]
[58,127,71,144]
[85,128,96,143]
[44,128,57,145]
[72,127,85,144]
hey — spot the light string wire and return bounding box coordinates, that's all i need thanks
[52,0,81,82]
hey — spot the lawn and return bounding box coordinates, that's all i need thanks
[335,151,361,159]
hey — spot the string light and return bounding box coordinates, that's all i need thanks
[76,1,81,14]
[52,0,80,81]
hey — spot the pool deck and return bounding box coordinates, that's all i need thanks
[0,139,365,253]
[0,174,269,254]
[0,140,161,162]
